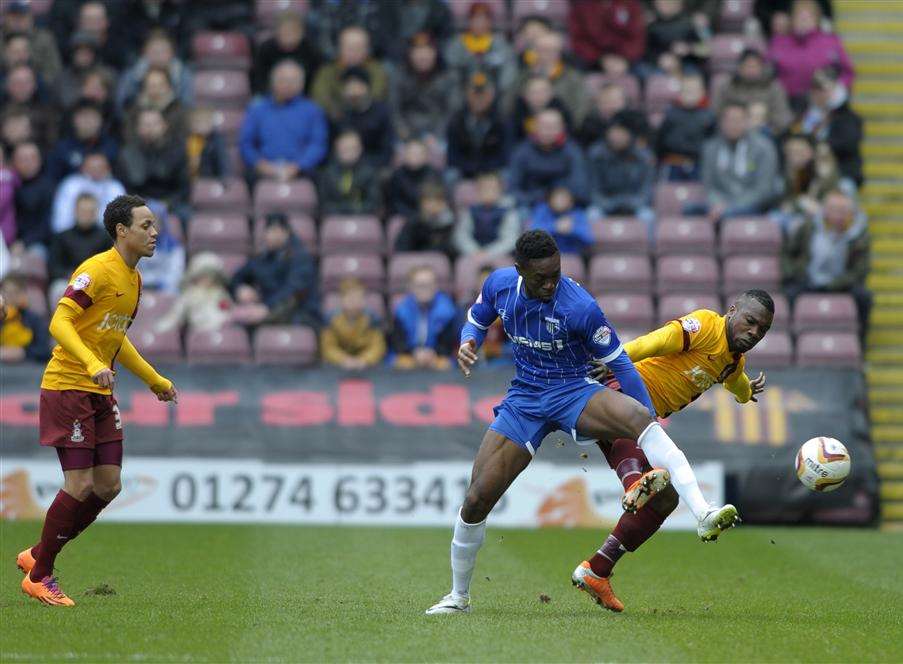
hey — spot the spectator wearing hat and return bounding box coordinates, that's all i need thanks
[115,29,193,116]
[230,213,320,328]
[390,31,460,142]
[312,26,389,121]
[713,49,793,137]
[453,172,519,258]
[240,60,329,182]
[395,180,456,259]
[155,252,234,335]
[331,66,394,167]
[321,277,386,370]
[385,137,441,218]
[46,99,118,183]
[390,265,458,371]
[55,32,117,111]
[11,142,54,252]
[446,71,511,181]
[588,113,656,235]
[509,108,589,209]
[3,0,62,87]
[512,30,588,125]
[656,71,716,181]
[253,10,322,95]
[0,273,49,363]
[444,2,516,92]
[576,81,650,149]
[568,0,646,72]
[318,129,382,216]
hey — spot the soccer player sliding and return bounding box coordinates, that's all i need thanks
[579,290,773,611]
[426,230,739,616]
[17,195,178,606]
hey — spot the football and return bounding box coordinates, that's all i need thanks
[796,437,852,492]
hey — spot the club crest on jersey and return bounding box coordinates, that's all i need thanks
[593,325,612,346]
[70,420,84,443]
[544,316,560,335]
[71,273,91,291]
[681,317,701,334]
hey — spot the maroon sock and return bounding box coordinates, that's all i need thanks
[31,492,110,560]
[30,490,82,580]
[589,507,667,577]
[606,438,651,490]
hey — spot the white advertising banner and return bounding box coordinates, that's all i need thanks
[0,458,723,530]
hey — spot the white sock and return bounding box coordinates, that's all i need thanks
[637,422,711,520]
[450,509,486,598]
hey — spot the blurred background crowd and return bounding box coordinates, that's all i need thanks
[0,0,870,370]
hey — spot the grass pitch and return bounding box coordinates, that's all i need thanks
[1,522,900,663]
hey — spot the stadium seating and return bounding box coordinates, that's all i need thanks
[321,254,385,293]
[718,0,754,33]
[796,332,862,368]
[653,183,706,217]
[454,253,511,301]
[745,330,793,367]
[591,217,648,255]
[319,215,384,255]
[133,291,178,328]
[719,217,782,257]
[210,109,245,142]
[385,215,406,254]
[7,251,47,288]
[188,212,251,254]
[193,70,250,108]
[722,255,781,294]
[655,218,716,256]
[597,294,655,331]
[253,213,316,253]
[217,253,252,279]
[560,253,586,284]
[253,325,317,365]
[792,293,859,334]
[644,74,680,116]
[388,252,452,294]
[657,294,721,323]
[511,0,569,28]
[191,178,250,211]
[656,255,719,294]
[191,32,251,70]
[255,0,309,28]
[130,326,183,364]
[322,291,387,322]
[253,179,318,215]
[589,254,652,294]
[186,326,252,364]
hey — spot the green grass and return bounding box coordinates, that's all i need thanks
[1,522,901,663]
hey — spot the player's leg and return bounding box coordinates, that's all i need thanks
[598,437,671,513]
[426,428,533,614]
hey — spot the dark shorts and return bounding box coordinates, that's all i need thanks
[39,389,124,449]
[56,442,124,470]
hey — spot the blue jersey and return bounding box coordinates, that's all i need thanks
[460,266,655,414]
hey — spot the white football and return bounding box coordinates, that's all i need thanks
[796,437,851,492]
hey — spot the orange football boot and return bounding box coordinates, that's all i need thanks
[621,468,671,513]
[21,574,75,606]
[571,561,624,612]
[16,547,36,575]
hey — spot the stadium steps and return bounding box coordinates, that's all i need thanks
[838,0,903,527]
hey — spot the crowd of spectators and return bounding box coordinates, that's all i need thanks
[0,0,869,369]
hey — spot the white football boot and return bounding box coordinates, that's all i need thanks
[697,504,741,542]
[425,592,471,615]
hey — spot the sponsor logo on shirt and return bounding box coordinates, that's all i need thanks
[96,312,133,333]
[683,366,716,391]
[507,333,565,352]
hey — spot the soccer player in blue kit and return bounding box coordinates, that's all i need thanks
[426,231,738,614]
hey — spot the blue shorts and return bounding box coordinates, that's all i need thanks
[489,377,605,455]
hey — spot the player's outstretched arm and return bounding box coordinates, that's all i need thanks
[724,367,764,403]
[49,302,109,381]
[118,336,178,402]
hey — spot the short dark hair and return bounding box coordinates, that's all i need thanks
[76,191,98,204]
[741,289,774,314]
[103,194,146,240]
[514,230,558,264]
[721,101,748,116]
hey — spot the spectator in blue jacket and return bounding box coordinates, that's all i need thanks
[229,213,320,328]
[390,265,458,371]
[46,100,118,184]
[239,60,328,183]
[509,108,589,209]
[530,186,593,255]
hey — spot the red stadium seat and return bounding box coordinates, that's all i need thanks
[323,291,387,322]
[186,326,252,365]
[453,180,478,209]
[210,109,244,142]
[584,73,641,106]
[726,291,789,331]
[792,294,859,334]
[560,253,586,284]
[654,183,706,217]
[744,330,793,368]
[216,253,251,280]
[25,285,48,318]
[389,252,452,294]
[722,255,781,294]
[193,70,250,108]
[589,254,653,295]
[321,254,385,293]
[454,253,511,302]
[512,0,569,27]
[709,35,766,75]
[254,214,316,254]
[655,218,715,256]
[719,0,754,32]
[254,325,317,365]
[192,32,251,70]
[644,74,680,116]
[796,332,861,368]
[449,0,508,29]
[188,213,250,254]
[253,179,318,215]
[24,0,53,15]
[591,217,648,255]
[386,215,406,254]
[132,291,178,328]
[616,328,644,343]
[597,294,655,331]
[658,293,721,324]
[191,178,250,211]
[720,217,782,257]
[319,215,384,255]
[129,327,183,364]
[6,250,47,287]
[656,255,719,294]
[255,0,309,28]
